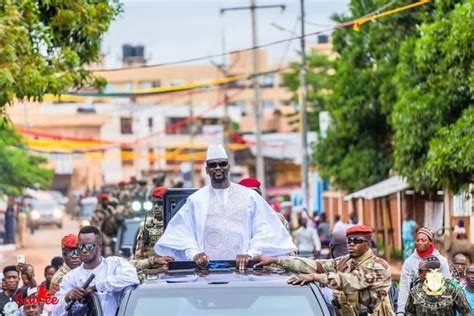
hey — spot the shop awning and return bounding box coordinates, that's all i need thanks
[344,176,410,201]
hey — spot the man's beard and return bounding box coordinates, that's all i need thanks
[212,174,227,183]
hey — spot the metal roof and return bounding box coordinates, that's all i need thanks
[344,176,410,201]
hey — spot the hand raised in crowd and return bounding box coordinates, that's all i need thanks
[152,256,174,266]
[253,255,278,268]
[193,252,209,269]
[236,254,252,271]
[17,263,27,273]
[287,274,315,286]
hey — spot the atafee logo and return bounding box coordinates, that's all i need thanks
[16,287,59,305]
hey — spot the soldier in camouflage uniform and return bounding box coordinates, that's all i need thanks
[130,187,174,276]
[405,255,471,316]
[256,225,394,316]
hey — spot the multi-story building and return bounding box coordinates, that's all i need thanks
[9,39,335,200]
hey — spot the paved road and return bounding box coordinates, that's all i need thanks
[1,216,80,273]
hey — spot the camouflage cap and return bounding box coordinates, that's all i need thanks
[419,255,440,270]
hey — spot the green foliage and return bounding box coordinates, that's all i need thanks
[392,0,474,193]
[306,0,429,192]
[0,0,120,194]
[0,126,52,195]
[0,0,121,111]
[284,0,473,193]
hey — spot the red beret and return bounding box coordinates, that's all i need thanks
[97,193,109,200]
[152,187,167,199]
[239,177,261,189]
[61,234,78,249]
[346,224,373,237]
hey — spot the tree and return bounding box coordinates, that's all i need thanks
[392,0,474,193]
[0,0,121,194]
[0,0,121,113]
[0,126,53,195]
[307,0,430,192]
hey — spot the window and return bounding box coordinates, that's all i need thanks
[168,80,185,86]
[166,118,191,135]
[120,117,133,134]
[148,117,153,132]
[228,80,246,89]
[453,192,471,216]
[148,148,156,167]
[116,82,133,92]
[152,80,161,88]
[104,84,115,93]
[121,148,134,166]
[140,82,152,89]
[261,74,274,88]
[262,101,275,109]
[230,101,246,113]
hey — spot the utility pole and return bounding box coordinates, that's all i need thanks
[189,93,195,187]
[221,1,285,196]
[299,0,310,209]
[218,15,235,167]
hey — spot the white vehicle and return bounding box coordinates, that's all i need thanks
[30,199,63,229]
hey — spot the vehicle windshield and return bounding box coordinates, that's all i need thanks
[121,221,141,247]
[32,200,59,212]
[124,285,324,315]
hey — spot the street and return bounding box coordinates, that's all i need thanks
[1,215,80,273]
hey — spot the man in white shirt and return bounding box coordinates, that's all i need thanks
[295,217,321,257]
[155,144,296,270]
[55,226,139,315]
[332,214,349,234]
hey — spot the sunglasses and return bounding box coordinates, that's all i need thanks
[346,237,369,245]
[63,248,80,257]
[77,243,97,251]
[207,161,229,169]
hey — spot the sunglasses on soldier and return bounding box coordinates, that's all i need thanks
[63,248,80,257]
[206,161,229,169]
[346,237,369,245]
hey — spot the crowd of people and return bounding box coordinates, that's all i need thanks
[1,144,474,315]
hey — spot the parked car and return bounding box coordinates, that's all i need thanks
[47,190,69,206]
[29,199,63,229]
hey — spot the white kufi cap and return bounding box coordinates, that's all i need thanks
[206,144,228,161]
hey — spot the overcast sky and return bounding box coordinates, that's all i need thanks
[101,0,350,68]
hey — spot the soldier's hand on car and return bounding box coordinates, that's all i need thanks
[193,252,209,269]
[153,256,174,266]
[236,254,252,271]
[287,274,315,285]
[253,255,278,268]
